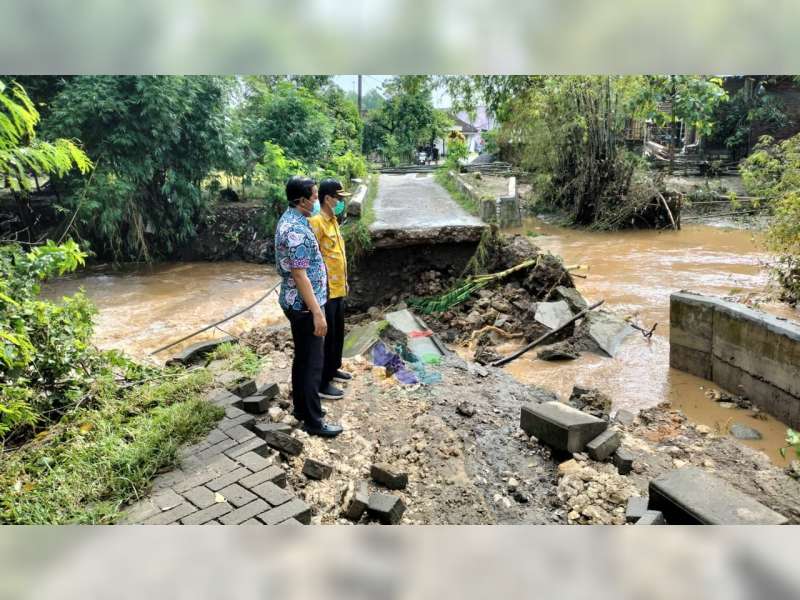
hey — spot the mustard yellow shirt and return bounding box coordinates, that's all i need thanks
[308,212,348,299]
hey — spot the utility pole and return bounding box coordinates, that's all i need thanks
[357,74,363,116]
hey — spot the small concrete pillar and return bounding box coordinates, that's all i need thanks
[480,198,497,223]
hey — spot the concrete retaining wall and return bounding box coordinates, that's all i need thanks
[670,292,800,427]
[449,171,522,226]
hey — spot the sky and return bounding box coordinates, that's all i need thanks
[332,75,452,108]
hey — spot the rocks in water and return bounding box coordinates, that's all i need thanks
[729,423,763,440]
[534,300,574,330]
[584,312,635,358]
[554,286,588,314]
[474,345,502,366]
[371,463,409,490]
[568,386,612,420]
[456,401,476,417]
[538,343,579,361]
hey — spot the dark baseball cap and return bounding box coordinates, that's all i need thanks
[318,178,352,199]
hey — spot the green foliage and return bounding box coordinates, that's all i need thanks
[43,76,230,260]
[329,150,368,184]
[209,342,263,377]
[0,80,91,192]
[0,369,220,524]
[779,428,800,460]
[342,173,377,261]
[434,168,478,216]
[445,137,468,169]
[741,134,800,303]
[251,141,305,217]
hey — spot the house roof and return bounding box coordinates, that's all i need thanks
[451,115,479,133]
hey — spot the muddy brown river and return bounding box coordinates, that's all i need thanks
[43,220,799,465]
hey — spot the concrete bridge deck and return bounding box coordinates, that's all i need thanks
[369,173,486,249]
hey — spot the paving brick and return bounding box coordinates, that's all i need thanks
[229,379,258,398]
[225,405,248,419]
[262,430,303,456]
[258,498,311,525]
[649,467,788,525]
[258,382,280,400]
[241,518,263,525]
[520,401,608,453]
[205,428,231,445]
[340,481,369,522]
[625,496,649,523]
[207,388,243,407]
[151,469,187,491]
[252,481,293,506]
[178,441,210,460]
[240,465,287,489]
[122,499,160,523]
[218,483,257,507]
[226,424,256,443]
[181,502,233,525]
[196,438,238,461]
[206,467,252,492]
[143,503,196,525]
[174,456,238,493]
[367,493,406,524]
[303,458,333,480]
[613,449,634,475]
[219,499,270,525]
[225,438,269,460]
[182,485,217,509]
[254,422,293,438]
[636,510,666,525]
[219,413,256,432]
[242,395,270,414]
[370,463,407,490]
[236,451,274,473]
[586,428,621,462]
[152,488,184,511]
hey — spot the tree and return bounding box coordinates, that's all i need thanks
[43,76,229,260]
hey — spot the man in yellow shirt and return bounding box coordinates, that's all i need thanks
[309,178,353,400]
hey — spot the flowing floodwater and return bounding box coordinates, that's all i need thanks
[500,218,800,465]
[43,221,799,464]
[42,262,284,363]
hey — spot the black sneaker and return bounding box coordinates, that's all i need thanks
[332,369,353,383]
[303,422,344,438]
[319,383,344,400]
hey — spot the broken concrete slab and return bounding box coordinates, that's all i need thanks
[554,286,588,314]
[649,467,789,525]
[534,301,574,330]
[367,492,406,524]
[636,510,666,525]
[625,496,649,523]
[585,312,636,358]
[520,401,608,453]
[166,336,237,367]
[586,428,621,462]
[371,463,409,490]
[342,319,389,359]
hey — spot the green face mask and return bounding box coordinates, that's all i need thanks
[334,199,346,216]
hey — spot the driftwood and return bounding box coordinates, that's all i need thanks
[658,192,678,230]
[491,299,604,368]
[469,325,525,342]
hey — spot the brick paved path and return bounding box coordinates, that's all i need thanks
[122,387,310,525]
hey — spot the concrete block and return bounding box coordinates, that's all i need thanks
[636,510,666,525]
[226,424,256,444]
[217,483,257,508]
[614,449,634,475]
[259,498,312,525]
[670,292,714,353]
[370,463,408,490]
[625,496,649,523]
[669,344,712,380]
[219,499,270,525]
[303,458,333,480]
[228,378,258,398]
[649,467,789,525]
[218,413,256,432]
[262,430,304,456]
[241,395,270,414]
[240,465,286,490]
[182,486,217,509]
[340,481,369,521]
[254,422,293,438]
[180,502,233,525]
[258,382,280,400]
[535,301,573,330]
[206,467,252,492]
[224,438,269,459]
[236,451,273,473]
[252,481,293,507]
[586,428,621,461]
[520,402,608,453]
[143,503,196,525]
[367,493,406,524]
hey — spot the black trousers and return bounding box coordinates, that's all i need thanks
[284,308,325,428]
[322,297,345,387]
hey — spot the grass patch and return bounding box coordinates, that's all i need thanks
[435,168,479,216]
[343,172,378,262]
[208,342,263,377]
[0,368,222,524]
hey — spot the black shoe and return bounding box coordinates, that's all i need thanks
[332,369,353,383]
[303,422,344,438]
[319,383,344,400]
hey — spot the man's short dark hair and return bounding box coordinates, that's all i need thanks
[286,176,316,206]
[318,178,344,201]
